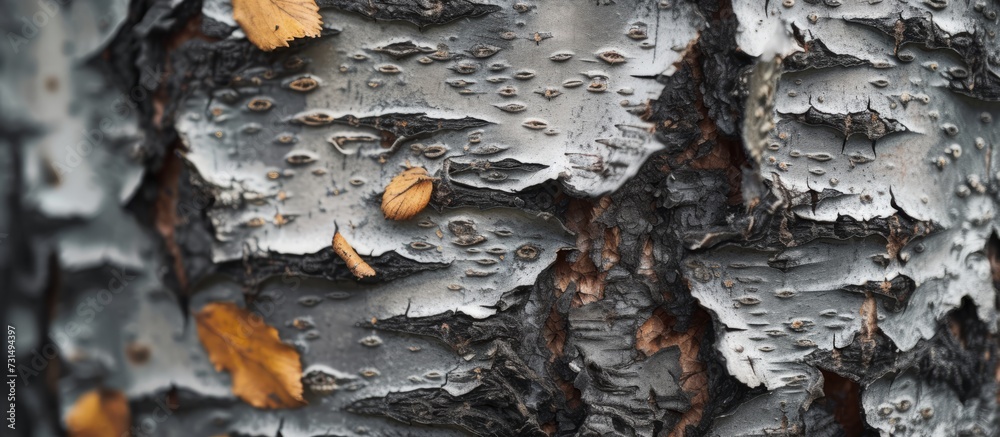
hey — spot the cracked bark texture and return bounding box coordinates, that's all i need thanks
[1,0,998,437]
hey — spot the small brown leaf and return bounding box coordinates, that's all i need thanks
[195,302,306,409]
[333,232,376,278]
[65,389,130,437]
[381,167,434,220]
[232,0,322,51]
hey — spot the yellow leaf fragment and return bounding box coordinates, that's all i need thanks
[232,0,322,51]
[381,167,434,220]
[333,232,376,278]
[195,302,306,409]
[66,389,130,437]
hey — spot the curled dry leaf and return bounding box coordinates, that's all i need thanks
[333,232,376,278]
[381,167,435,220]
[195,302,306,409]
[65,389,130,437]
[232,0,322,51]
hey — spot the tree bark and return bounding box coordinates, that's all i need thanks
[2,0,999,436]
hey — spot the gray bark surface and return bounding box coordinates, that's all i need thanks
[1,0,998,436]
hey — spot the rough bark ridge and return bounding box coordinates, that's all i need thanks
[1,0,998,437]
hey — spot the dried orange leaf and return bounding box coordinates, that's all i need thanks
[65,389,130,437]
[232,0,322,52]
[195,302,306,409]
[332,232,376,278]
[381,167,434,220]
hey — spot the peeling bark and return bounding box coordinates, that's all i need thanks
[3,0,999,436]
